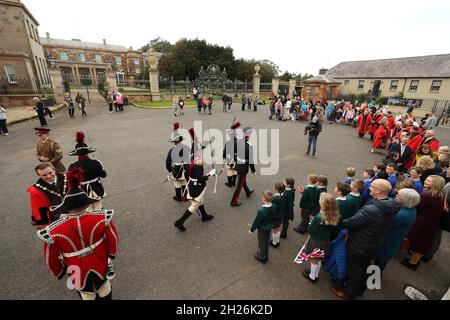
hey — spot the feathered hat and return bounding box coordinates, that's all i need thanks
[226,122,241,136]
[68,132,96,156]
[169,122,183,143]
[51,167,100,212]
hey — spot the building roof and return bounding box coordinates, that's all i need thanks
[40,37,130,53]
[326,54,450,79]
[303,74,341,84]
[0,0,40,25]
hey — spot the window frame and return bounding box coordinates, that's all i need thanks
[78,52,86,63]
[60,52,69,61]
[95,55,102,64]
[409,80,419,92]
[4,64,17,84]
[357,80,365,90]
[430,80,442,92]
[115,56,122,65]
[389,80,399,91]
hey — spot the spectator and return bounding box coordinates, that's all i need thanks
[34,96,48,125]
[415,144,438,164]
[178,98,185,116]
[41,94,53,119]
[304,116,322,158]
[416,156,442,184]
[331,179,401,300]
[80,96,87,117]
[107,92,113,114]
[64,94,75,119]
[172,96,179,117]
[116,93,124,112]
[0,104,8,136]
[375,188,420,273]
[222,93,228,112]
[403,175,446,270]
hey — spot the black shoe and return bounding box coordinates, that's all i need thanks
[231,202,242,207]
[401,258,419,271]
[174,221,186,232]
[269,242,279,249]
[173,196,182,202]
[421,256,432,263]
[246,189,254,198]
[254,254,268,264]
[302,269,318,284]
[304,269,319,281]
[225,182,233,188]
[202,215,214,222]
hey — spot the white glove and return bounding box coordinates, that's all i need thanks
[208,169,217,176]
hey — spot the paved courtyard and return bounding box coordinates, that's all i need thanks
[0,101,449,300]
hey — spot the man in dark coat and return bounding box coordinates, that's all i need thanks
[68,132,107,209]
[33,97,47,126]
[331,179,401,300]
[389,136,412,172]
[230,127,256,207]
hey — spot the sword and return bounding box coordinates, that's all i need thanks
[161,174,173,184]
[213,168,225,194]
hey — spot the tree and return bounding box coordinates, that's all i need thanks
[140,37,173,53]
[257,59,280,82]
[279,72,293,81]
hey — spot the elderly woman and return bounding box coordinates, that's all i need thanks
[415,144,438,164]
[375,188,420,272]
[403,175,446,270]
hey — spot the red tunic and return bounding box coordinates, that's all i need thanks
[28,186,53,228]
[357,114,372,134]
[387,116,395,131]
[404,134,424,169]
[418,137,440,152]
[37,210,118,290]
[372,125,388,149]
[369,114,382,136]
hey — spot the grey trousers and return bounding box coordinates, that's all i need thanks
[257,229,270,260]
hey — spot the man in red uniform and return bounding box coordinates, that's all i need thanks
[418,130,440,152]
[28,162,67,229]
[357,110,372,138]
[37,167,118,300]
[369,111,383,141]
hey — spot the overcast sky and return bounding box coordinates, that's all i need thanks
[23,0,450,75]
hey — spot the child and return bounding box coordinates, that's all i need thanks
[315,175,328,214]
[386,163,398,196]
[249,190,277,264]
[373,163,386,179]
[301,193,340,283]
[409,167,424,194]
[335,182,352,222]
[269,183,285,248]
[361,169,375,203]
[207,96,213,115]
[178,98,185,116]
[0,104,8,136]
[281,178,295,239]
[344,167,356,185]
[294,174,319,234]
[346,179,365,218]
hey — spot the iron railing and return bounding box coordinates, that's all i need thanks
[0,75,53,95]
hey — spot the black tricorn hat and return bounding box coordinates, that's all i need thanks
[68,132,96,156]
[51,167,100,212]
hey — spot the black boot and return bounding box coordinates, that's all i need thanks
[199,205,214,222]
[225,176,233,188]
[232,175,237,187]
[174,210,193,232]
[173,188,182,201]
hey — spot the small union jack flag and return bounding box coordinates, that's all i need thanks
[293,240,325,265]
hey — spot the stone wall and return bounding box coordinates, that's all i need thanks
[0,94,36,107]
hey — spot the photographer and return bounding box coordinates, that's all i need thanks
[304,116,322,158]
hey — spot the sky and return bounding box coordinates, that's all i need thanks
[23,0,450,76]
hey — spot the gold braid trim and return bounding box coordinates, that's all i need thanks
[35,174,68,199]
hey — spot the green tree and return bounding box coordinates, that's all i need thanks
[279,71,293,81]
[140,37,173,53]
[257,59,280,82]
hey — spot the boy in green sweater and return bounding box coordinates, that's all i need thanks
[335,181,352,222]
[281,177,295,239]
[346,179,365,218]
[249,190,277,263]
[294,174,319,234]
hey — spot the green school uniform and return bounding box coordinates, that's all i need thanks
[251,204,277,232]
[283,188,295,220]
[337,197,353,222]
[270,194,283,226]
[300,185,319,209]
[307,213,337,241]
[346,193,363,218]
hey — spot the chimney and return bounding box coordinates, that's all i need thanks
[46,32,50,39]
[103,39,106,45]
[319,68,328,75]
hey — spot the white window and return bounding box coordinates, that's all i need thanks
[78,53,86,62]
[409,80,419,91]
[430,80,442,92]
[358,80,365,90]
[115,56,122,65]
[134,59,140,65]
[389,80,399,91]
[60,52,68,61]
[4,64,17,84]
[95,55,102,64]
[135,68,141,74]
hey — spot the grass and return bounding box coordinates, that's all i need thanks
[134,99,197,108]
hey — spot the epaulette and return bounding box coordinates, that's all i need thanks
[83,209,115,225]
[37,227,53,244]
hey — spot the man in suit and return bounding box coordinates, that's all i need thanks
[389,136,412,173]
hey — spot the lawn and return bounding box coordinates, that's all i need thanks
[134,99,197,108]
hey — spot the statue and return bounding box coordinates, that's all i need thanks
[254,65,261,75]
[147,47,158,70]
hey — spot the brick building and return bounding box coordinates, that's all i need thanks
[41,35,145,85]
[302,69,341,100]
[0,0,50,94]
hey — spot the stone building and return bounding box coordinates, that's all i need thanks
[301,69,341,100]
[0,0,50,93]
[326,54,450,101]
[41,35,145,85]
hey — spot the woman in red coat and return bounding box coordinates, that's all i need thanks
[371,118,388,153]
[357,110,372,138]
[403,175,446,270]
